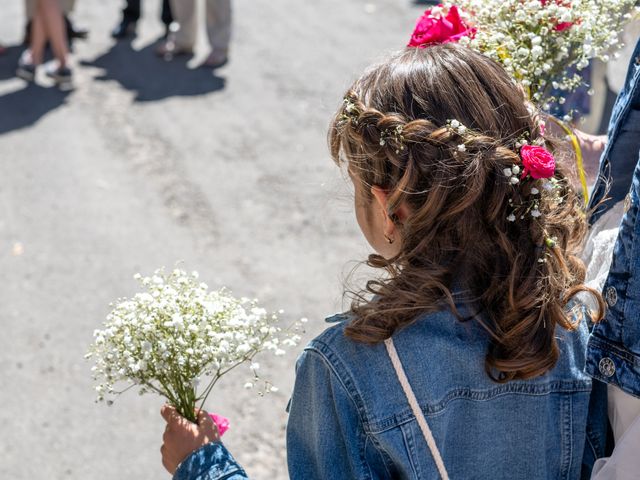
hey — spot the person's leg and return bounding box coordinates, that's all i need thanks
[156,0,196,57]
[113,0,140,38]
[36,0,70,68]
[17,4,46,80]
[123,0,141,23]
[161,0,173,26]
[169,0,197,49]
[28,8,47,64]
[203,0,231,67]
[23,0,37,44]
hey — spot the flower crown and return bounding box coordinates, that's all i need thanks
[340,96,560,255]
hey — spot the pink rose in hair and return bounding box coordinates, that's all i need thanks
[520,145,556,179]
[408,5,475,48]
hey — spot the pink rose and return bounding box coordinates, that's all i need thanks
[520,145,556,179]
[554,21,574,32]
[539,0,575,32]
[209,413,230,436]
[408,5,475,48]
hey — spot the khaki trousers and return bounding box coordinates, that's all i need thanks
[170,0,231,53]
[25,0,75,18]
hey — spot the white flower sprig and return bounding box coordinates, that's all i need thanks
[86,268,303,422]
[443,0,637,112]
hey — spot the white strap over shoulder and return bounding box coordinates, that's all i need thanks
[384,338,450,480]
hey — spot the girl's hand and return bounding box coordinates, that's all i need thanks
[160,405,220,474]
[574,129,607,186]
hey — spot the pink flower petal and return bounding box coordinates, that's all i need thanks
[209,413,230,436]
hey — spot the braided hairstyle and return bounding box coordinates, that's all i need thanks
[329,44,604,382]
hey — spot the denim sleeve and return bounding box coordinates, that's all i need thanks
[173,442,249,480]
[286,348,369,479]
[585,156,640,397]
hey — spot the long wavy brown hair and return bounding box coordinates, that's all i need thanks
[329,44,604,382]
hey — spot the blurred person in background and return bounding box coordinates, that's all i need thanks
[24,0,88,45]
[17,0,73,90]
[111,0,174,39]
[0,44,6,55]
[156,0,231,68]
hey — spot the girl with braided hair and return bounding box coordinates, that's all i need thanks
[157,44,609,480]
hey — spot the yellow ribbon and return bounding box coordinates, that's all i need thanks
[547,116,589,206]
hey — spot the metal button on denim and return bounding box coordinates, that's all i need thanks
[624,194,632,213]
[605,286,618,307]
[599,357,616,377]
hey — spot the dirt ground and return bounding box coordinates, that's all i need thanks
[0,1,430,478]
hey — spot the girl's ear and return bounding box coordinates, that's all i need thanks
[370,186,410,221]
[371,186,399,241]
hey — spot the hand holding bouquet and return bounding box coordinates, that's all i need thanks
[86,268,302,423]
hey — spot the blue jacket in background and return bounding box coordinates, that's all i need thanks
[585,39,640,398]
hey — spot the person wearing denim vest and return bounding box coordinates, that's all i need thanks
[584,39,640,401]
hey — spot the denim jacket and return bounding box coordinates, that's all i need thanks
[584,39,640,398]
[175,301,607,479]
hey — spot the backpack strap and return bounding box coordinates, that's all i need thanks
[384,338,449,480]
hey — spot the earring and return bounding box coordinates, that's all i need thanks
[384,234,394,245]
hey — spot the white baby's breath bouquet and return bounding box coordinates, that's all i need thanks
[86,268,303,423]
[441,0,637,111]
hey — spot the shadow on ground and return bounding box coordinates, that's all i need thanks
[0,83,71,135]
[0,40,225,136]
[82,39,226,102]
[0,45,24,82]
[0,45,71,136]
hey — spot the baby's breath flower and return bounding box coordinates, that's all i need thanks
[443,0,636,109]
[87,268,302,423]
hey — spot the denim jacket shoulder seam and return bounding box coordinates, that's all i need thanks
[302,345,373,478]
[303,342,371,431]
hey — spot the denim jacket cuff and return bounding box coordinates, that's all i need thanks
[585,334,640,399]
[173,442,248,480]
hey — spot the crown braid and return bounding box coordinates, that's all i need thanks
[329,44,604,382]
